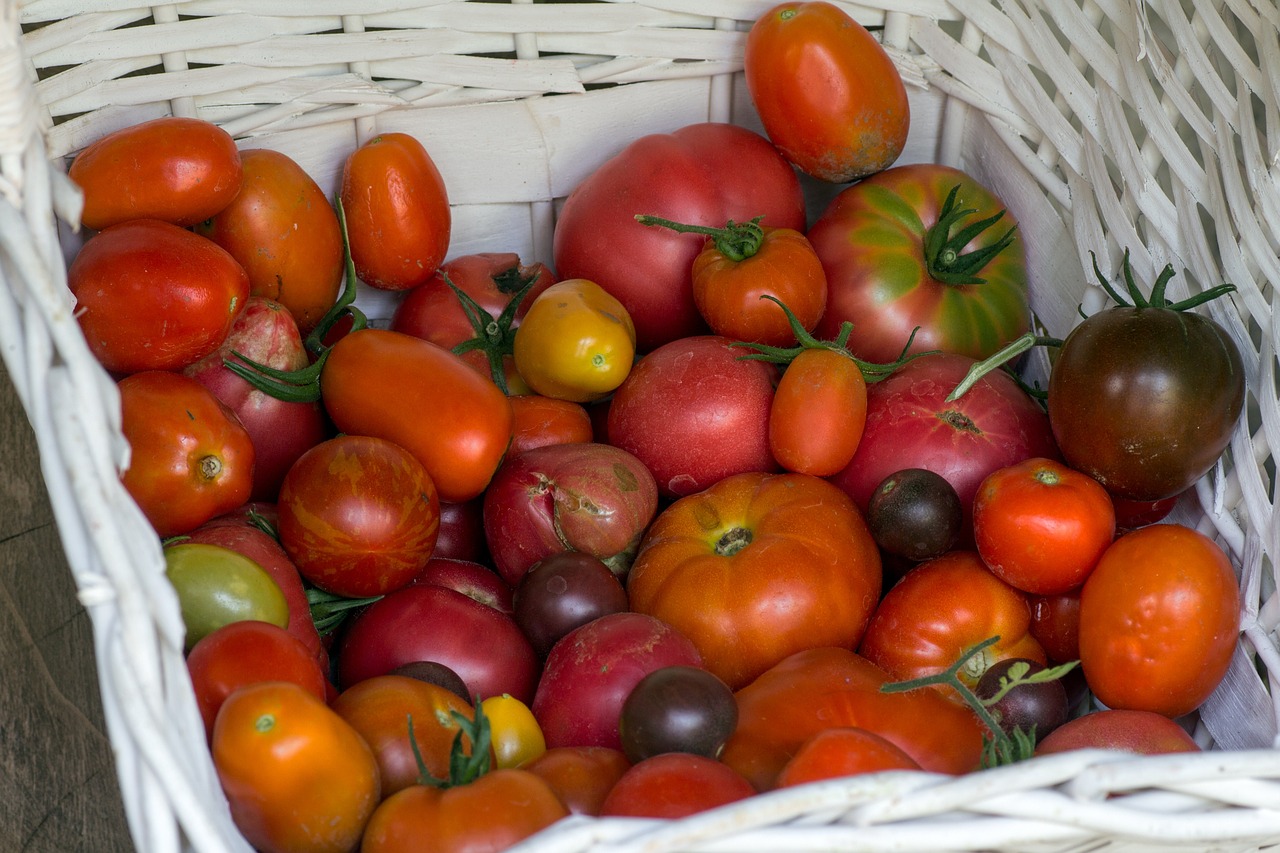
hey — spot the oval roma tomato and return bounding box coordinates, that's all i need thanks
[513,279,637,403]
[70,219,250,374]
[745,1,909,183]
[196,148,343,335]
[1078,523,1240,718]
[319,328,515,504]
[277,434,439,598]
[769,347,868,476]
[212,681,380,853]
[720,646,984,790]
[69,116,242,230]
[341,132,450,291]
[627,471,882,690]
[360,769,567,853]
[808,163,1030,363]
[598,753,755,819]
[973,457,1116,595]
[857,550,1047,697]
[554,122,806,351]
[118,371,254,537]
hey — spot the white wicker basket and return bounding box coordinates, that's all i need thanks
[4,0,1280,851]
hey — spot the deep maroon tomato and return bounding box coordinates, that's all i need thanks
[809,163,1030,363]
[553,123,806,351]
[865,467,964,562]
[340,132,450,291]
[196,148,343,335]
[973,658,1069,741]
[618,665,738,764]
[745,1,910,183]
[513,552,630,658]
[1047,258,1245,501]
[70,219,250,374]
[69,116,241,230]
[118,371,254,537]
[277,435,440,598]
[413,557,513,614]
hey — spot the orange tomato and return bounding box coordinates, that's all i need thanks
[69,116,242,230]
[341,132,451,291]
[769,347,868,476]
[508,395,594,455]
[196,148,344,335]
[212,681,380,853]
[776,727,922,787]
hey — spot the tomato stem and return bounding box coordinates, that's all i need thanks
[446,267,541,396]
[945,331,1062,402]
[634,214,766,262]
[306,587,384,636]
[715,527,752,557]
[409,695,493,789]
[922,184,1018,286]
[1089,248,1236,311]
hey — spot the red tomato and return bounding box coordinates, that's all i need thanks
[187,621,328,739]
[745,2,909,182]
[319,328,514,504]
[776,727,922,787]
[212,681,380,853]
[277,435,440,598]
[636,214,827,346]
[1029,588,1082,665]
[508,395,594,455]
[341,132,450,291]
[522,746,631,816]
[973,457,1116,595]
[68,116,241,230]
[857,550,1047,698]
[330,675,477,797]
[599,753,755,818]
[196,148,344,336]
[809,164,1030,363]
[1035,709,1201,756]
[117,371,254,537]
[390,252,556,391]
[1078,523,1240,717]
[69,219,250,374]
[720,646,984,790]
[433,499,489,564]
[554,123,806,351]
[360,769,567,853]
[628,471,882,689]
[769,347,868,476]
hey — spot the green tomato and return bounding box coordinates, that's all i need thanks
[164,542,289,651]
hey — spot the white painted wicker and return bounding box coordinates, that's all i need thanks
[3,1,1280,851]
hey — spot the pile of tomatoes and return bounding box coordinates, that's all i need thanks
[61,3,1249,852]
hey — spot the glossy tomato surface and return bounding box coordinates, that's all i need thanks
[628,471,882,689]
[769,347,868,476]
[808,163,1030,363]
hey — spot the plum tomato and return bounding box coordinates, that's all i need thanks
[769,347,868,477]
[775,727,922,788]
[865,467,964,562]
[617,665,738,764]
[598,753,755,819]
[164,542,289,652]
[513,551,630,658]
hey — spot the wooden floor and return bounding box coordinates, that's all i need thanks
[1,359,135,851]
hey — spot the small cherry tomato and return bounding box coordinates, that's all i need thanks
[69,116,242,230]
[618,665,737,764]
[196,148,344,335]
[865,467,964,562]
[973,457,1116,595]
[513,279,637,403]
[118,371,254,537]
[164,543,289,652]
[341,132,451,291]
[775,727,921,788]
[70,220,250,374]
[212,681,381,853]
[973,658,1069,741]
[482,693,547,769]
[769,347,867,476]
[1078,523,1240,718]
[636,215,826,347]
[598,753,755,818]
[187,620,328,739]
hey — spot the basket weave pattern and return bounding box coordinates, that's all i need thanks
[4,1,1280,851]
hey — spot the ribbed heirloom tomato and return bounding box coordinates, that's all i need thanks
[627,471,882,689]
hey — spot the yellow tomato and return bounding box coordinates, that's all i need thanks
[481,693,547,769]
[512,278,636,402]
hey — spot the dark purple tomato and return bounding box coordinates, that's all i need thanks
[386,660,472,702]
[974,657,1069,741]
[865,468,964,561]
[513,551,629,658]
[618,665,738,764]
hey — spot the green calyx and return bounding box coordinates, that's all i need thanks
[223,195,368,403]
[1090,248,1236,311]
[447,266,543,396]
[732,294,935,382]
[409,695,493,789]
[635,213,766,262]
[306,586,383,636]
[923,184,1017,286]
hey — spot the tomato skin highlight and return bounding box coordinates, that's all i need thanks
[69,116,242,230]
[319,328,514,504]
[1078,523,1241,718]
[341,132,451,291]
[769,348,868,476]
[745,1,910,183]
